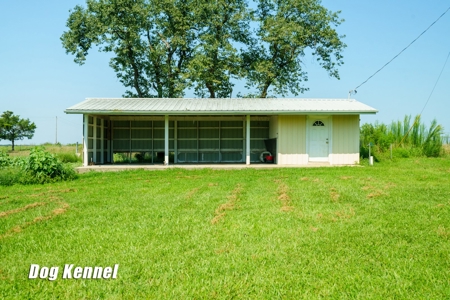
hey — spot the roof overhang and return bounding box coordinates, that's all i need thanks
[64,98,378,115]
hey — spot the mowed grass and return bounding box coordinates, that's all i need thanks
[1,158,450,299]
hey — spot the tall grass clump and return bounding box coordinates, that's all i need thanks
[361,115,444,160]
[56,152,81,163]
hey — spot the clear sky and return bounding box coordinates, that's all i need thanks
[0,1,449,145]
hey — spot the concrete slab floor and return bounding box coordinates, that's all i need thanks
[75,162,358,173]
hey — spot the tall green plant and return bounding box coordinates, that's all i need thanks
[361,115,444,159]
[24,147,77,183]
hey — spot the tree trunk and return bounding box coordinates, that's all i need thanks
[11,139,14,151]
[206,83,216,98]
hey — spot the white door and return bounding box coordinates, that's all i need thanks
[309,120,329,161]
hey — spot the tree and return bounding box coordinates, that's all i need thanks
[61,0,197,98]
[0,111,36,151]
[61,0,345,98]
[187,0,251,98]
[241,0,346,98]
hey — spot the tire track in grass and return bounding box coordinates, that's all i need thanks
[211,184,243,224]
[0,202,46,218]
[0,201,69,240]
[274,179,294,212]
[0,189,77,239]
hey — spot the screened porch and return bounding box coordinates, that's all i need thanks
[83,115,275,165]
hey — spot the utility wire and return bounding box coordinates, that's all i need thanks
[399,50,450,145]
[418,51,450,116]
[350,6,450,94]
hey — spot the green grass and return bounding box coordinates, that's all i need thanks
[1,158,450,298]
[0,143,81,159]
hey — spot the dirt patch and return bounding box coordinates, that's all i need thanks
[186,187,200,200]
[58,188,78,193]
[330,188,340,202]
[277,183,294,212]
[437,225,449,239]
[361,185,373,191]
[367,190,385,199]
[340,176,353,180]
[333,207,355,220]
[0,201,69,240]
[176,175,203,179]
[0,202,46,218]
[384,183,396,189]
[52,202,69,215]
[211,184,242,224]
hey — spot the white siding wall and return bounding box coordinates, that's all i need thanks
[331,115,360,165]
[277,115,308,165]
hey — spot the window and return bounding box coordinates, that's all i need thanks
[313,120,325,126]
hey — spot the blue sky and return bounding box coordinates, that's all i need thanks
[1,0,449,145]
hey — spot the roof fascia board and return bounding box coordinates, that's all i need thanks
[65,110,377,115]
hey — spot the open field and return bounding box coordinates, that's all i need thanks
[0,144,80,158]
[1,158,450,298]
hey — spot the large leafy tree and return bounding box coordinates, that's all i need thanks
[188,0,250,98]
[242,0,346,98]
[61,0,345,98]
[61,0,196,98]
[0,111,37,151]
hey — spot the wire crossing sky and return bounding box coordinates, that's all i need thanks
[419,51,450,116]
[352,5,450,93]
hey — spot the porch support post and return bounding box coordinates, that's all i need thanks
[83,114,88,167]
[100,118,104,164]
[93,116,97,163]
[164,115,169,165]
[246,114,250,165]
[174,120,178,163]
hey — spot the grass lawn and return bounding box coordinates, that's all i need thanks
[1,158,450,298]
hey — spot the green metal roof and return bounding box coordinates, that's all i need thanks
[65,98,378,115]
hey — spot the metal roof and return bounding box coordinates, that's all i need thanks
[65,98,378,115]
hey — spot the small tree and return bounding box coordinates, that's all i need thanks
[0,111,36,151]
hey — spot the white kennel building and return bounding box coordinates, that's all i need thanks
[64,98,377,166]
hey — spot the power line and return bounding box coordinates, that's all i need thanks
[419,51,450,115]
[349,6,450,95]
[399,50,450,145]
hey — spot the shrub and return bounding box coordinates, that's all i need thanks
[23,147,77,183]
[392,148,410,158]
[113,152,129,163]
[0,151,11,168]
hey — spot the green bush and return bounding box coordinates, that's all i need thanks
[23,147,77,184]
[113,152,129,163]
[0,151,11,168]
[392,148,410,158]
[0,147,77,186]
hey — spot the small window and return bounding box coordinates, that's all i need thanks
[313,120,325,126]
